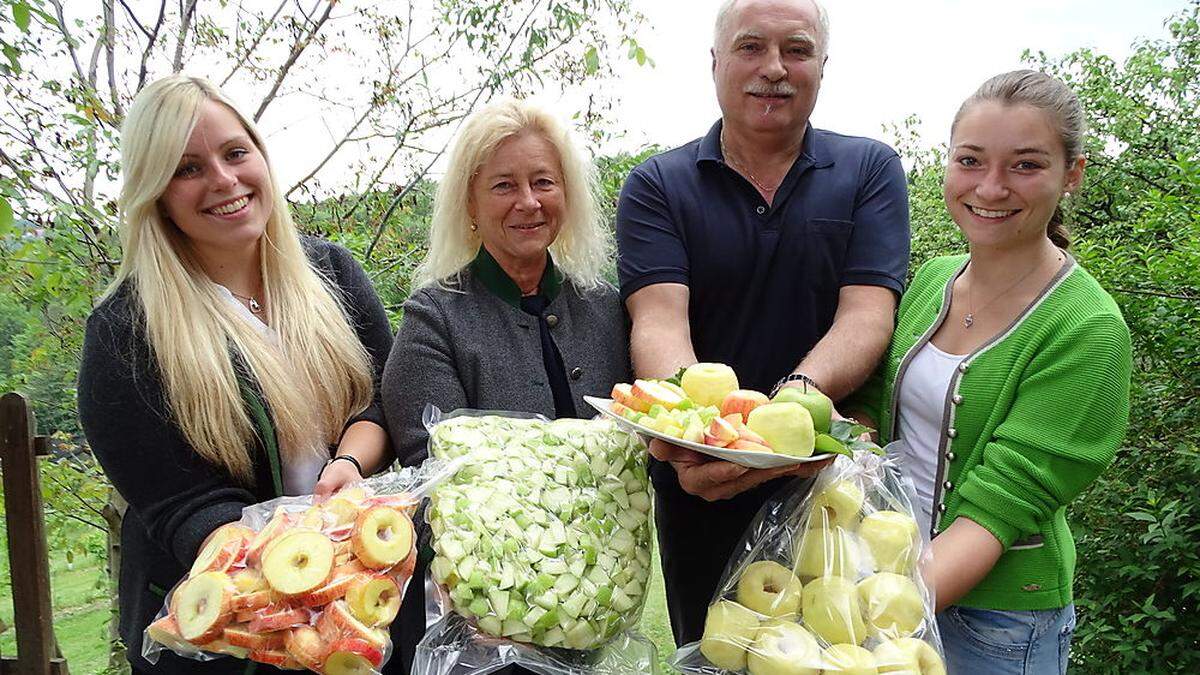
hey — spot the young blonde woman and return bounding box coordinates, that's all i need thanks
[851,70,1132,673]
[77,75,393,673]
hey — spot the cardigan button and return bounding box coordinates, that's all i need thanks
[945,451,956,461]
[569,367,583,381]
[937,503,947,513]
[947,428,958,439]
[943,480,953,491]
[958,362,969,373]
[546,314,559,328]
[952,394,963,405]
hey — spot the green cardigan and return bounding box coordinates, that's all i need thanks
[853,254,1131,610]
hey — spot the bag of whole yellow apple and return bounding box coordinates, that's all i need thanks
[411,407,659,675]
[672,447,948,675]
[141,460,461,673]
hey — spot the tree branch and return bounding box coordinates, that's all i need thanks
[221,0,288,86]
[136,1,167,92]
[252,0,335,122]
[172,0,198,73]
[1111,287,1200,302]
[103,0,123,119]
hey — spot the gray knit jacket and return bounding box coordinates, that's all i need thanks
[381,268,631,467]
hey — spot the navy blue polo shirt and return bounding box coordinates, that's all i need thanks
[616,121,910,394]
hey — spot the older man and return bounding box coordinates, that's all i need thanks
[615,0,910,644]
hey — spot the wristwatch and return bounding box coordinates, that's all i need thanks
[770,372,821,398]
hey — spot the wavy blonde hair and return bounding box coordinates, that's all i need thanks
[415,98,610,289]
[109,75,374,484]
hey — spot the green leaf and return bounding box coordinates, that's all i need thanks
[829,418,872,442]
[664,366,687,388]
[583,46,599,75]
[2,43,19,73]
[813,433,852,458]
[13,3,31,32]
[0,196,13,235]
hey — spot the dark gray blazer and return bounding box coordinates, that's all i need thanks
[381,267,631,466]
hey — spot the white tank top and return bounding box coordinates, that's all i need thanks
[218,285,328,496]
[895,341,966,533]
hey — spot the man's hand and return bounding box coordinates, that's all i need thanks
[648,438,833,502]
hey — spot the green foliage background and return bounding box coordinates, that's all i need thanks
[2,1,1199,673]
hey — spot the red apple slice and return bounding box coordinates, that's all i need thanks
[248,648,292,666]
[729,438,774,453]
[247,508,293,567]
[285,625,329,672]
[324,638,385,673]
[630,379,686,409]
[224,625,287,650]
[351,506,413,569]
[323,599,388,649]
[720,389,770,419]
[189,523,253,577]
[262,529,335,596]
[345,574,402,627]
[611,382,652,413]
[232,589,273,612]
[175,571,234,645]
[248,604,310,633]
[146,615,201,655]
[703,416,739,447]
[293,568,358,607]
[199,638,250,658]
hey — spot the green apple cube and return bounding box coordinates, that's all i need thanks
[428,415,653,650]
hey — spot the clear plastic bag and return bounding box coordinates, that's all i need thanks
[142,460,459,673]
[673,446,947,674]
[413,406,659,674]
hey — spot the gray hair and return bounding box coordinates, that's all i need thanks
[951,69,1086,249]
[713,0,830,55]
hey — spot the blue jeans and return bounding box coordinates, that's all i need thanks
[936,604,1076,675]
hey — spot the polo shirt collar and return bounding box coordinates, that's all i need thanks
[697,119,834,169]
[470,246,563,310]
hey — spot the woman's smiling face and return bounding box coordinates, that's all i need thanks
[944,101,1084,252]
[469,131,565,271]
[160,99,273,260]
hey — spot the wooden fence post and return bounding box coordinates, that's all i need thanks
[1,392,69,675]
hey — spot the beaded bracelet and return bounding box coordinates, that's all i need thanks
[319,454,364,480]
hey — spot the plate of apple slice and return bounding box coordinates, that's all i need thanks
[586,363,860,469]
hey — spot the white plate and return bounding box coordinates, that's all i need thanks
[584,396,832,469]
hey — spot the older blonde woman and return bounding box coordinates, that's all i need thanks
[77,75,393,673]
[380,99,629,672]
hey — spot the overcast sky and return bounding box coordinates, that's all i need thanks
[595,0,1183,155]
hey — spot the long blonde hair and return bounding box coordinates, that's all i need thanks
[415,98,610,290]
[110,75,374,484]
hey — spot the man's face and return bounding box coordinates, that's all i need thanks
[712,0,825,138]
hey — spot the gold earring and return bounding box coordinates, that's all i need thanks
[470,221,478,232]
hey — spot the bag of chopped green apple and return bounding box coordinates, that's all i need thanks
[411,405,660,674]
[672,446,949,675]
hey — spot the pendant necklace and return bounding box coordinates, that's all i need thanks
[720,131,782,194]
[229,290,263,315]
[963,254,1059,328]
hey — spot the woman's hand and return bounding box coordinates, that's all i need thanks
[313,458,364,500]
[648,438,833,501]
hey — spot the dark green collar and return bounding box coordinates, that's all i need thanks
[470,246,563,309]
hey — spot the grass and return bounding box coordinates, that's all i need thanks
[0,532,114,673]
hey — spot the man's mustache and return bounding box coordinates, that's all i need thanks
[744,83,797,97]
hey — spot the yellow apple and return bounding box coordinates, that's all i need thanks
[821,643,879,674]
[747,402,816,457]
[747,620,821,675]
[793,525,862,581]
[857,573,925,638]
[262,529,335,596]
[681,363,740,407]
[700,600,761,671]
[858,511,919,574]
[801,576,867,646]
[174,571,234,645]
[873,637,946,675]
[809,481,865,529]
[351,506,414,569]
[736,560,804,618]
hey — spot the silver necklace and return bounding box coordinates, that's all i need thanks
[720,131,782,193]
[229,290,263,315]
[963,254,1058,328]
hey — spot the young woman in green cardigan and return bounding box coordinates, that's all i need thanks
[850,71,1132,674]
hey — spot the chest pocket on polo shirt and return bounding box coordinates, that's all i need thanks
[803,218,855,290]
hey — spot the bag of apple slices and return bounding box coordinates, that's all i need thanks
[672,447,948,675]
[412,408,660,675]
[142,460,461,674]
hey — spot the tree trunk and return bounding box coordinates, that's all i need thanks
[102,490,129,674]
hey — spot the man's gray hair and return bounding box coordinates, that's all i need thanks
[713,0,830,55]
